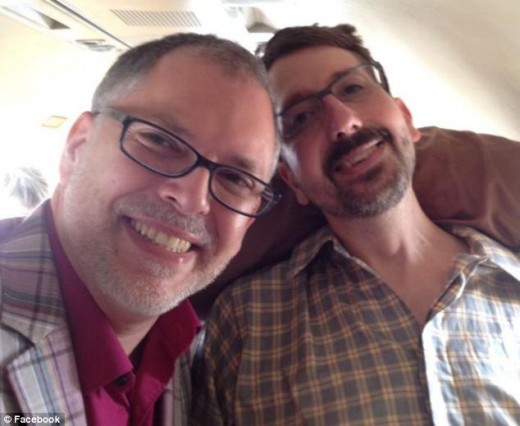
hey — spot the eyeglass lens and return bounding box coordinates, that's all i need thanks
[121,119,278,217]
[279,63,382,139]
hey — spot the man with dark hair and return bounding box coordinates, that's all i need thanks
[0,33,280,425]
[192,24,520,425]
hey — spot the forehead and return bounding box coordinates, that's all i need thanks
[128,49,259,108]
[268,46,363,110]
[113,49,277,176]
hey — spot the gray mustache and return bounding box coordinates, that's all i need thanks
[121,199,214,247]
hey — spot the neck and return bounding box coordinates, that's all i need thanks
[327,190,436,260]
[326,190,469,324]
[111,315,158,355]
[80,282,158,357]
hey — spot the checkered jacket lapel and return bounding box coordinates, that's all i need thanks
[1,205,189,425]
[0,205,86,424]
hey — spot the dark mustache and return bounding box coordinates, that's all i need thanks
[324,127,391,177]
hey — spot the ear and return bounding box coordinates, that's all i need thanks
[394,98,421,143]
[59,112,95,183]
[278,161,310,206]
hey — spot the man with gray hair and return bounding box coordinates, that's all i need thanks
[0,32,280,425]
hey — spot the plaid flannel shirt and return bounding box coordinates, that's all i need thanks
[192,225,520,425]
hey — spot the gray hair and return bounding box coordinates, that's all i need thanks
[92,32,272,111]
[91,32,280,175]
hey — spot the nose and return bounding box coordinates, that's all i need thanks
[322,94,363,142]
[158,167,211,215]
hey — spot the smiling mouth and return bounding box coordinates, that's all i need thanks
[334,139,384,172]
[131,220,192,253]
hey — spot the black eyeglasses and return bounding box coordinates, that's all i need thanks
[276,61,389,140]
[94,108,281,217]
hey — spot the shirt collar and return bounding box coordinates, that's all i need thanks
[286,225,337,279]
[288,223,520,283]
[449,225,520,281]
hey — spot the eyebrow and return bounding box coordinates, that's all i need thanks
[143,114,194,141]
[152,115,264,175]
[136,111,267,177]
[228,153,263,176]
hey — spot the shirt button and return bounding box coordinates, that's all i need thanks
[113,374,130,387]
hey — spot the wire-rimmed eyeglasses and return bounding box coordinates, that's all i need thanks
[93,108,281,217]
[276,61,389,140]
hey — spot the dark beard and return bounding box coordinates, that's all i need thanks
[320,127,414,218]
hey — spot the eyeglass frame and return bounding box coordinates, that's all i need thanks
[275,61,390,140]
[92,108,281,218]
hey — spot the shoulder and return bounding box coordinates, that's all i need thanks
[210,226,334,320]
[0,206,52,270]
[0,204,49,246]
[210,257,294,321]
[0,216,25,243]
[449,225,520,280]
[451,225,519,257]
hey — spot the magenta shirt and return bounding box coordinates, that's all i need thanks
[46,205,200,425]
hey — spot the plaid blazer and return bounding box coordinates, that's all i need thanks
[0,204,192,425]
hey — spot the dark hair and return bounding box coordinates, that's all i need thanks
[259,24,376,71]
[92,32,271,111]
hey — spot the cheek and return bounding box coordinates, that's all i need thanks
[360,100,390,122]
[66,155,152,217]
[97,146,158,192]
[365,97,407,127]
[104,162,143,189]
[295,137,328,173]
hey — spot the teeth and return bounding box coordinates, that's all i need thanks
[131,220,191,253]
[342,140,381,169]
[350,145,377,166]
